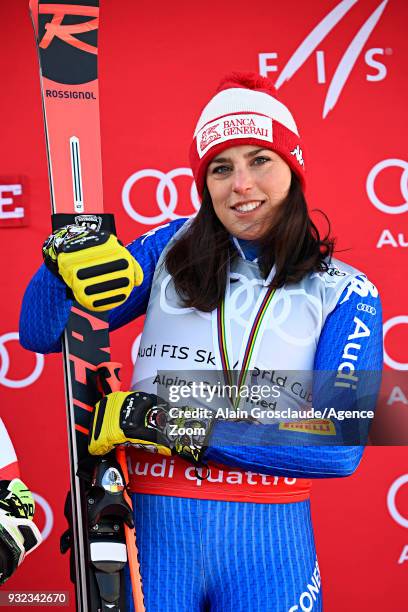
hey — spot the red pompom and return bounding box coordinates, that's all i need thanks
[216,71,276,96]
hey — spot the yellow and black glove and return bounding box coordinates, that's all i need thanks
[88,391,214,466]
[0,479,42,585]
[42,225,143,311]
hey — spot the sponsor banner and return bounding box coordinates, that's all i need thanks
[0,177,28,227]
[196,113,273,158]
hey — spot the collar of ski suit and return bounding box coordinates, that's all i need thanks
[232,236,260,262]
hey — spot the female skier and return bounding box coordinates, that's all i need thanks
[20,72,382,611]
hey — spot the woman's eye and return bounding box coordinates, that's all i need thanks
[253,156,270,165]
[211,165,231,175]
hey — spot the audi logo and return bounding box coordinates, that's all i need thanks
[383,316,408,371]
[0,332,44,388]
[122,168,200,225]
[32,492,54,541]
[357,303,376,315]
[387,475,408,529]
[367,159,408,214]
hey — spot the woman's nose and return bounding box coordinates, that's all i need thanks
[232,167,253,194]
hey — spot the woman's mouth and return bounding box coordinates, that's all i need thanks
[231,200,264,214]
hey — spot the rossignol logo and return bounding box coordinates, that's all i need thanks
[197,114,273,158]
[259,0,390,118]
[45,89,96,100]
[290,145,304,167]
[37,2,98,84]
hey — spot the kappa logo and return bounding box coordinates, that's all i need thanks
[339,275,378,304]
[290,145,304,167]
[35,3,98,84]
[200,125,221,152]
[259,0,390,118]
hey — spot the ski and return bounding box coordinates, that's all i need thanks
[29,2,144,610]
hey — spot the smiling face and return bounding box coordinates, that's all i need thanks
[205,145,292,240]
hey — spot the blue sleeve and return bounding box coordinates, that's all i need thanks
[19,218,188,354]
[205,276,383,478]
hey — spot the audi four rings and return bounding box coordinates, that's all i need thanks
[122,167,200,224]
[366,158,408,214]
[0,332,44,388]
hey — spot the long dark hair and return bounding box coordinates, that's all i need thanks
[165,173,335,312]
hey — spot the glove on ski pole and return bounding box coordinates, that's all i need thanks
[43,224,144,311]
[88,391,214,466]
[0,479,42,585]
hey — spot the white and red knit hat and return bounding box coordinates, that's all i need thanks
[190,72,305,197]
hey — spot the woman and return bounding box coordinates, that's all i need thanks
[20,72,382,611]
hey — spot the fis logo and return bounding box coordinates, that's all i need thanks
[259,0,390,117]
[33,1,99,84]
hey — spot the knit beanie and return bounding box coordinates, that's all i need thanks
[190,72,305,197]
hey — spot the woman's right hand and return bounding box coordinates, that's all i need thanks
[42,225,143,311]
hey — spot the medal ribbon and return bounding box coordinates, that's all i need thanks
[216,279,276,409]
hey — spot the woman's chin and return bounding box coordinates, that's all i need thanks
[229,222,265,241]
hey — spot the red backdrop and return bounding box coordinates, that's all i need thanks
[0,0,407,610]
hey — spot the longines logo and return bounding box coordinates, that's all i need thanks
[36,2,99,84]
[259,0,390,118]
